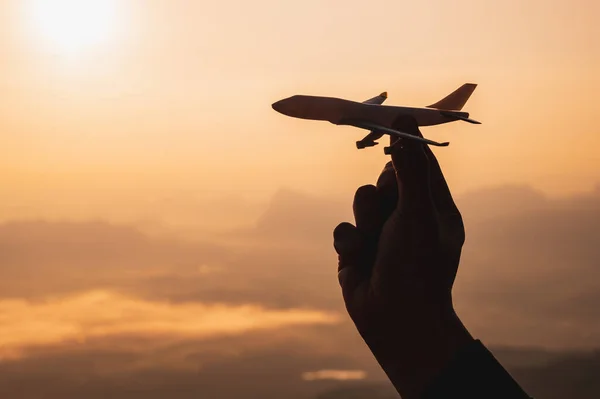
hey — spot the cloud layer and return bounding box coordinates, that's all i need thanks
[0,290,340,359]
[0,183,599,397]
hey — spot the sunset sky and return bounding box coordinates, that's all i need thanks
[1,0,599,225]
[0,1,599,397]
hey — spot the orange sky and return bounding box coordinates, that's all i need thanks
[1,0,599,225]
[0,4,600,396]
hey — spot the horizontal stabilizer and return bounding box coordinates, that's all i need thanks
[356,140,379,149]
[427,83,477,111]
[440,110,482,124]
[456,115,481,124]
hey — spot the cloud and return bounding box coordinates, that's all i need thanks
[302,370,367,381]
[0,322,389,399]
[0,220,239,305]
[0,290,340,359]
[227,188,350,245]
[452,185,600,348]
[1,183,599,352]
[0,184,599,397]
[0,218,345,312]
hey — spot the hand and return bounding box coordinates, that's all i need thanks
[333,117,474,399]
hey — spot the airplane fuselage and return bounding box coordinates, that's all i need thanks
[271,83,480,149]
[271,95,468,129]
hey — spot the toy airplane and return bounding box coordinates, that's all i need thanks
[272,83,480,153]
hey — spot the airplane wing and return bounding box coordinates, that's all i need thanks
[356,130,383,149]
[341,120,449,148]
[356,92,388,148]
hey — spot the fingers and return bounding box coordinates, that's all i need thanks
[333,222,367,298]
[389,138,434,217]
[388,116,463,253]
[393,116,459,217]
[376,161,398,220]
[353,185,380,235]
[333,222,362,262]
[414,131,460,217]
[399,120,464,249]
[376,161,395,188]
[334,169,401,295]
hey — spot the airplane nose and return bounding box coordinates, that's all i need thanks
[271,99,287,114]
[272,97,298,116]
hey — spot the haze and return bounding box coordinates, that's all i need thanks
[0,1,599,398]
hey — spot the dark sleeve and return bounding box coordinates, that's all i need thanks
[421,339,533,399]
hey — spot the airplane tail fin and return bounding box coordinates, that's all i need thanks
[427,83,477,111]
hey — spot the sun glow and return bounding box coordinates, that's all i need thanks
[29,0,118,54]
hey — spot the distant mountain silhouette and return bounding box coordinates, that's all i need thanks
[253,188,348,242]
[457,185,549,224]
[0,220,224,300]
[1,184,599,345]
[0,184,600,397]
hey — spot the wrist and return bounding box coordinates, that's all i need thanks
[360,309,474,399]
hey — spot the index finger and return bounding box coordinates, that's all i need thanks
[389,117,435,217]
[392,116,459,216]
[422,145,460,216]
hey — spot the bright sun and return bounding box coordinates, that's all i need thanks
[30,0,118,54]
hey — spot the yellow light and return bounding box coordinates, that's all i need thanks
[30,0,117,54]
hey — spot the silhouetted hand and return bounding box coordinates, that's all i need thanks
[333,117,474,399]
